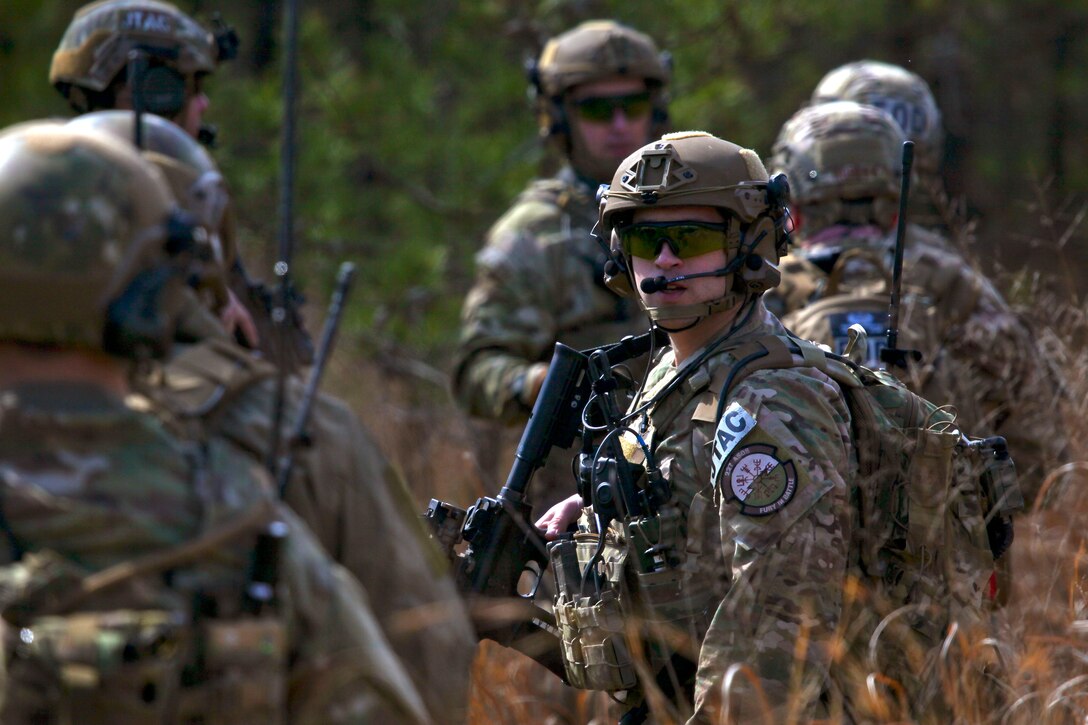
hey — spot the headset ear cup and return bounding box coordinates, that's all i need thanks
[767,173,791,209]
[103,265,178,359]
[602,256,635,298]
[737,215,782,294]
[137,66,188,117]
[550,99,569,139]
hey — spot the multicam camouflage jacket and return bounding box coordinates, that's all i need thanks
[453,165,647,424]
[619,302,857,722]
[140,337,476,725]
[770,223,1069,502]
[0,381,429,724]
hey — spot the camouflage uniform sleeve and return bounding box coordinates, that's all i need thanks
[688,368,854,724]
[276,504,433,725]
[452,206,563,423]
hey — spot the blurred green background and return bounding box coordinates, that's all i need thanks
[4,0,1087,366]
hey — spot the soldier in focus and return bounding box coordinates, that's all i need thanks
[452,20,671,511]
[533,131,1002,722]
[530,131,851,721]
[0,121,429,724]
[66,109,478,725]
[768,100,1067,501]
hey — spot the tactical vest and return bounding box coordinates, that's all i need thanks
[0,507,290,725]
[0,398,290,725]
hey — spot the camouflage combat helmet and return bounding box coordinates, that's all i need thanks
[529,20,671,143]
[811,60,943,177]
[770,100,905,233]
[0,122,190,356]
[598,131,789,322]
[50,0,233,115]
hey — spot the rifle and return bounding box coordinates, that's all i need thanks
[425,331,661,676]
[276,262,357,498]
[879,140,923,370]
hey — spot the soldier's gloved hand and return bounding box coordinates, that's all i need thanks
[220,289,260,348]
[534,493,583,541]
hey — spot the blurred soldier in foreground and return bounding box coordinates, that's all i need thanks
[0,121,429,724]
[67,109,478,724]
[768,101,1067,502]
[453,20,670,509]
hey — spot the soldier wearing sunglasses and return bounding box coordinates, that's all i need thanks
[453,20,671,510]
[531,132,866,722]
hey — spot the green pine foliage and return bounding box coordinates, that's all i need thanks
[3,0,1088,359]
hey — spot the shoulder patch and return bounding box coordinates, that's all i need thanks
[710,401,756,484]
[721,443,798,516]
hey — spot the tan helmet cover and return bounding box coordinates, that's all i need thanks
[0,122,176,349]
[770,101,905,232]
[51,0,217,96]
[532,20,670,141]
[536,20,670,96]
[811,59,943,176]
[598,131,786,317]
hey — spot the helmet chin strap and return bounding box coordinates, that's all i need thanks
[641,288,745,323]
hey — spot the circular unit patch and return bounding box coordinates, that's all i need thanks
[722,443,797,516]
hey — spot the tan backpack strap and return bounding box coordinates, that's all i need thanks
[156,339,276,420]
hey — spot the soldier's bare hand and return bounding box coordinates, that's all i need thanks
[535,493,583,540]
[220,289,260,348]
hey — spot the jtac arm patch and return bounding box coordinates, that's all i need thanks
[711,401,757,484]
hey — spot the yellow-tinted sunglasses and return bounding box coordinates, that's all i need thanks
[618,221,729,260]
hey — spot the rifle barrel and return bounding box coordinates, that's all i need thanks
[277,261,357,497]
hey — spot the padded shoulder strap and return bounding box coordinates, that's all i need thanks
[711,334,866,418]
[153,339,277,420]
[715,335,823,396]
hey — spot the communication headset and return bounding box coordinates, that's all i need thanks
[103,207,201,359]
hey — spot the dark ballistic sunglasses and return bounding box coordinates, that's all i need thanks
[572,92,653,122]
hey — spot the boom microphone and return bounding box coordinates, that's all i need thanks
[639,268,730,294]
